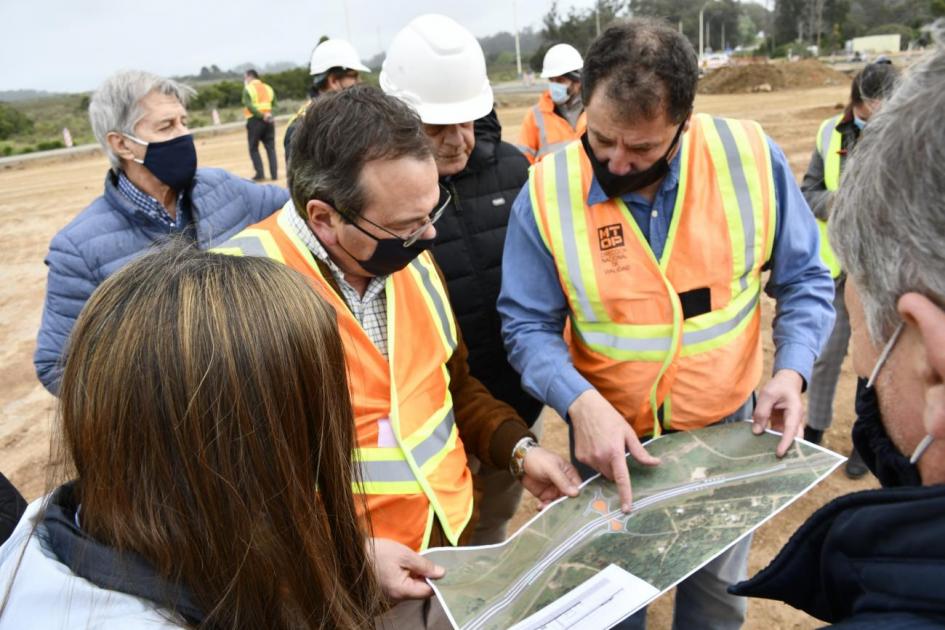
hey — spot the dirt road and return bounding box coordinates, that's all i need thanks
[0,86,869,628]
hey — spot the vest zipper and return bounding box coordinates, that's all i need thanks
[447,181,469,237]
[448,182,477,264]
[447,182,461,216]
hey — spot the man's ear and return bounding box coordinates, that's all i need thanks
[898,292,945,438]
[306,199,340,245]
[106,131,136,163]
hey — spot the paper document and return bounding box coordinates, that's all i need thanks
[424,422,844,630]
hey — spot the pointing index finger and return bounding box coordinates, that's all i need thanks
[611,452,633,513]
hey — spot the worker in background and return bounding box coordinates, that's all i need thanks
[34,70,287,395]
[216,86,581,629]
[732,35,945,625]
[499,18,834,629]
[284,38,370,158]
[800,59,900,480]
[242,69,277,181]
[381,14,541,545]
[515,43,587,164]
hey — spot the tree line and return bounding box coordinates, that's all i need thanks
[533,0,943,58]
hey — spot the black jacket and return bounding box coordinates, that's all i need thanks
[730,484,945,628]
[0,472,26,545]
[432,111,542,425]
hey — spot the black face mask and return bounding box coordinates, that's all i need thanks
[125,133,198,192]
[339,236,435,277]
[851,380,922,487]
[581,120,686,199]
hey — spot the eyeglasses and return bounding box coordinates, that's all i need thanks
[339,184,451,247]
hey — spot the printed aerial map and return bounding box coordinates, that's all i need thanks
[425,422,844,630]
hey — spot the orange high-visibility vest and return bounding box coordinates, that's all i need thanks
[214,207,473,550]
[516,90,587,164]
[243,79,274,119]
[530,113,776,437]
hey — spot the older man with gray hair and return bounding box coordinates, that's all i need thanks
[34,70,288,394]
[731,25,945,626]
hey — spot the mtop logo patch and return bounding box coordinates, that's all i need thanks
[597,224,625,251]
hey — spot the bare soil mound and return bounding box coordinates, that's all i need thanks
[699,59,850,94]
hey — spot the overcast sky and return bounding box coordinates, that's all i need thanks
[2,0,600,92]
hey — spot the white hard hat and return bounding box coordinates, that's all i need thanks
[309,39,371,75]
[541,43,584,79]
[380,14,493,125]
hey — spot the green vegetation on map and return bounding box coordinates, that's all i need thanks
[425,422,843,630]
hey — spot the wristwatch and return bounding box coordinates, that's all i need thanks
[509,437,539,479]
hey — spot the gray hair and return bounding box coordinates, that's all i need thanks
[829,20,945,344]
[89,70,195,171]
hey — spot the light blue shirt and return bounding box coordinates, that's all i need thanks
[498,135,836,421]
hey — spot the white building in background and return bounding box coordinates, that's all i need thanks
[846,34,902,54]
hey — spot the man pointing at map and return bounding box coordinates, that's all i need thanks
[498,17,834,629]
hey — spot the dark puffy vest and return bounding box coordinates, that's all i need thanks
[432,111,542,425]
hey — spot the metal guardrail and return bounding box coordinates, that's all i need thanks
[0,114,294,169]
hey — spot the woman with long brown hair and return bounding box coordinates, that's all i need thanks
[0,245,381,628]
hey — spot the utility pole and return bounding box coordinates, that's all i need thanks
[513,0,522,77]
[698,3,710,63]
[595,0,601,36]
[721,21,725,51]
[814,0,825,53]
[342,0,352,41]
[699,6,705,61]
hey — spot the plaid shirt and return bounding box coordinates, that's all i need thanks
[286,207,389,357]
[117,172,186,230]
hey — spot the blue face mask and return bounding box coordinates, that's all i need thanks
[124,133,198,191]
[548,82,570,105]
[854,116,867,130]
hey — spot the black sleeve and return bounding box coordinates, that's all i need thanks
[0,472,27,544]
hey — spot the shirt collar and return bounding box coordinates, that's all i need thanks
[586,137,684,207]
[116,171,185,227]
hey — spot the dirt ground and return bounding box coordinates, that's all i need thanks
[698,59,850,94]
[0,85,869,628]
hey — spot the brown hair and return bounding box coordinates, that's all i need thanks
[850,60,900,105]
[57,244,380,628]
[287,84,432,220]
[582,18,698,124]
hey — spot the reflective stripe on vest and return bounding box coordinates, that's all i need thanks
[287,101,309,128]
[533,105,548,152]
[213,206,471,550]
[533,105,587,161]
[521,92,589,164]
[530,114,775,436]
[243,80,274,118]
[514,144,537,160]
[814,115,843,278]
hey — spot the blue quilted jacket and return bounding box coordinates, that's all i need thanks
[34,168,289,394]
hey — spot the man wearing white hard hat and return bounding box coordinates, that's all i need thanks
[515,43,587,164]
[283,38,371,158]
[381,13,543,548]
